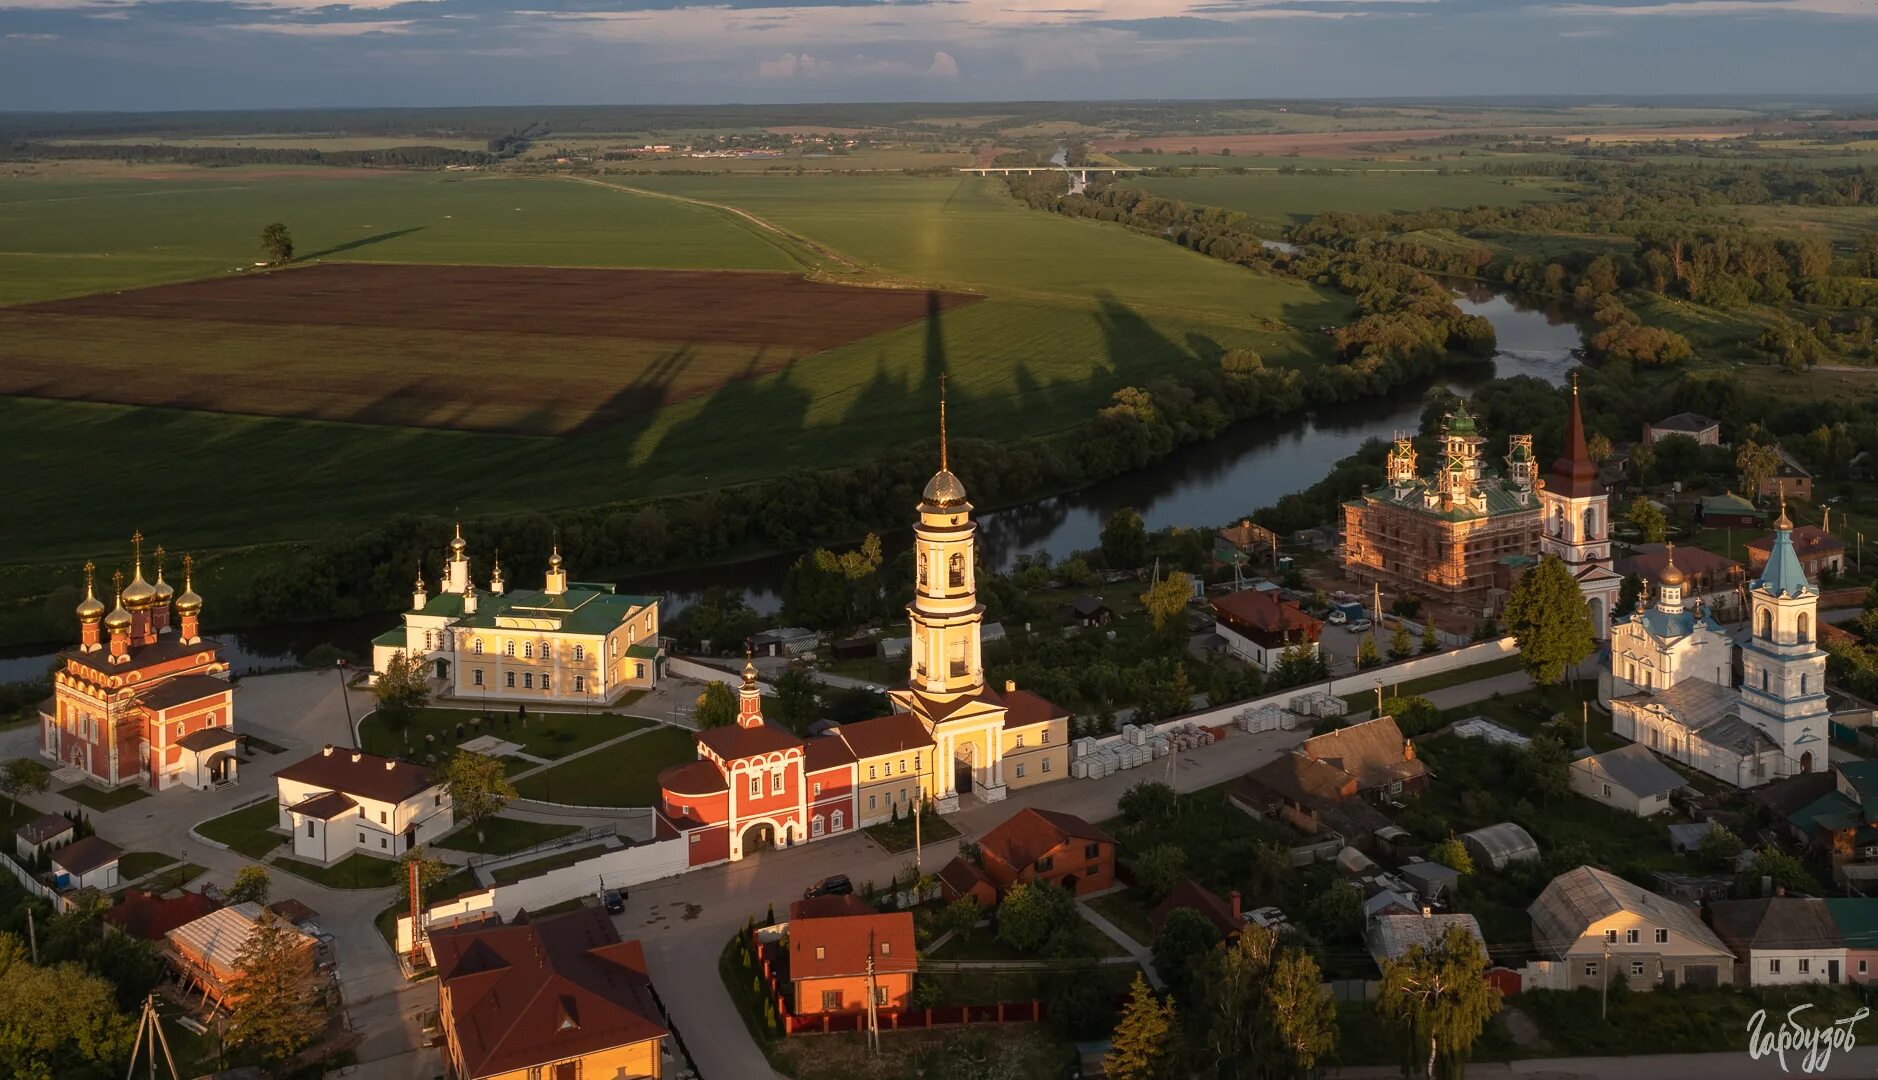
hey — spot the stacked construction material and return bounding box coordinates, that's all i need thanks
[1072,736,1098,761]
[1287,691,1349,719]
[1237,704,1287,734]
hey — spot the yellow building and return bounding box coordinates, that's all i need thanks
[371,526,663,707]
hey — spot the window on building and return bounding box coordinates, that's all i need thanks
[506,672,516,688]
[1763,670,1770,692]
[635,663,646,680]
[1631,961,1645,977]
[1770,959,1782,974]
[914,754,920,771]
[689,833,699,844]
[831,810,844,830]
[876,986,889,1006]
[1015,735,1025,749]
[812,815,825,837]
[771,771,784,795]
[880,941,892,955]
[869,765,878,780]
[1085,843,1100,859]
[541,675,551,692]
[505,641,516,657]
[1761,610,1774,640]
[948,552,965,588]
[1861,960,1869,975]
[574,676,585,693]
[1043,759,1052,773]
[1602,784,1613,798]
[1604,930,1618,944]
[574,644,585,662]
[473,669,484,686]
[1626,929,1639,944]
[1800,959,1812,974]
[473,638,484,655]
[306,820,315,838]
[1655,929,1669,944]
[821,990,842,1011]
[1799,613,1811,643]
[1584,961,1598,977]
[869,795,877,810]
[523,673,533,689]
[1802,675,1809,695]
[523,642,533,659]
[918,552,928,588]
[1036,856,1054,872]
[899,788,907,803]
[812,782,821,796]
[815,946,826,960]
[898,759,907,774]
[749,777,760,798]
[435,793,442,807]
[359,832,365,843]
[1015,764,1025,778]
[1041,731,1049,744]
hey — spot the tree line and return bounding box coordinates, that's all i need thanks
[2,141,495,169]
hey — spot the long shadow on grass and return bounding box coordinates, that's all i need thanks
[300,227,427,261]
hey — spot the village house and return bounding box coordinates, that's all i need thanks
[1150,880,1244,940]
[1759,448,1814,502]
[788,893,916,1017]
[39,539,239,793]
[164,902,321,1013]
[1709,897,1845,985]
[1066,595,1113,628]
[1296,714,1428,801]
[429,905,668,1080]
[935,855,996,907]
[1529,865,1736,989]
[1212,588,1322,672]
[1616,543,1746,621]
[1748,525,1844,582]
[50,835,120,891]
[371,527,664,707]
[1214,518,1278,573]
[274,746,453,863]
[1772,762,1878,889]
[977,807,1116,897]
[1569,744,1686,816]
[1368,910,1485,972]
[1695,492,1764,529]
[1825,899,1878,984]
[14,812,73,861]
[1644,412,1721,446]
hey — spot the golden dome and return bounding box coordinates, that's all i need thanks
[450,521,467,554]
[153,546,174,604]
[549,544,564,570]
[1659,544,1686,588]
[75,561,106,624]
[174,554,203,616]
[922,468,969,509]
[104,574,132,632]
[122,532,155,611]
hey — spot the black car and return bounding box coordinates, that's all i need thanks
[803,874,853,899]
[603,889,626,914]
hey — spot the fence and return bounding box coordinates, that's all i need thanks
[468,824,618,871]
[750,929,1043,1038]
[668,656,776,693]
[0,852,67,912]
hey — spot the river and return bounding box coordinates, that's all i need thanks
[0,289,1584,682]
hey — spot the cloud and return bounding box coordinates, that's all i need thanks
[1557,24,1608,33]
[217,17,415,32]
[4,28,56,34]
[1549,0,1877,13]
[927,47,956,74]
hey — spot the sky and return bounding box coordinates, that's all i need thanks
[1,0,1876,111]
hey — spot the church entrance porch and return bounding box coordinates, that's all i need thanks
[954,742,975,794]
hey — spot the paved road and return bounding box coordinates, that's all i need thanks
[1330,1046,1878,1078]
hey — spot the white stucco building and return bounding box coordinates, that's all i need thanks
[275,746,453,863]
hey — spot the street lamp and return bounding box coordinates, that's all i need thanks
[336,659,356,748]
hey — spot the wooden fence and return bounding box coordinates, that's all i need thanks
[752,930,1045,1039]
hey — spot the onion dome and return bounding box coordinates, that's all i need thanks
[174,555,203,616]
[450,522,467,555]
[549,544,564,570]
[490,550,505,588]
[1446,403,1478,436]
[153,546,174,604]
[1659,544,1686,588]
[1775,491,1793,532]
[104,573,132,633]
[922,469,969,509]
[75,562,105,625]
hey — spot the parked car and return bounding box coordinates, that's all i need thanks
[1326,608,1348,625]
[603,889,626,914]
[1348,619,1372,633]
[804,874,853,899]
[1243,905,1290,931]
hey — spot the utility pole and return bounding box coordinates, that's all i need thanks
[336,659,355,748]
[1601,939,1612,1020]
[124,995,178,1080]
[864,929,880,1053]
[1582,701,1589,750]
[26,908,36,964]
[1372,582,1382,650]
[914,786,922,879]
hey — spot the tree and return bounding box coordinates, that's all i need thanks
[768,668,820,734]
[1118,780,1177,830]
[1305,880,1364,944]
[937,897,982,942]
[0,758,49,815]
[1101,508,1150,569]
[1429,836,1475,876]
[1141,573,1194,641]
[1697,825,1745,873]
[1134,843,1188,902]
[1625,498,1667,543]
[1751,847,1817,895]
[1421,620,1441,654]
[997,881,1074,954]
[1586,432,1613,466]
[0,933,136,1080]
[227,865,271,906]
[1105,972,1181,1080]
[1269,946,1338,1078]
[1377,924,1501,1080]
[1356,635,1380,671]
[1381,695,1439,737]
[1389,625,1414,660]
[1150,908,1219,1002]
[396,845,451,911]
[259,222,293,264]
[1737,441,1782,503]
[1628,437,1655,484]
[695,680,737,729]
[371,650,431,744]
[1616,573,1644,618]
[444,750,516,846]
[1503,555,1595,686]
[1523,733,1572,806]
[226,908,321,1064]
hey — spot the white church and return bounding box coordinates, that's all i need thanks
[1602,499,1827,788]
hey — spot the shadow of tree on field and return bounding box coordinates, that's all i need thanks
[301,227,427,261]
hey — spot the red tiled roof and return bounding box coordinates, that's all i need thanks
[276,746,435,804]
[1212,589,1321,637]
[289,791,359,820]
[835,713,933,761]
[1150,879,1240,938]
[658,759,726,796]
[430,906,667,1080]
[788,902,916,981]
[52,835,121,876]
[937,856,992,898]
[1748,525,1845,559]
[1300,716,1426,791]
[979,808,1114,872]
[106,888,221,941]
[1618,543,1742,585]
[1000,688,1069,730]
[697,721,802,763]
[804,734,858,773]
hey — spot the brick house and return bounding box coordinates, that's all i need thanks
[977,808,1116,897]
[787,894,916,1017]
[1748,525,1844,582]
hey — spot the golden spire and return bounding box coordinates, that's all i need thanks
[76,561,105,624]
[549,528,563,569]
[1661,542,1685,587]
[414,560,426,590]
[175,554,203,615]
[1776,487,1792,531]
[104,570,132,631]
[450,521,467,555]
[938,372,948,472]
[153,545,174,602]
[122,530,156,611]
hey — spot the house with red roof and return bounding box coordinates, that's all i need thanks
[274,745,452,864]
[787,894,916,1017]
[1212,588,1321,672]
[976,807,1116,897]
[430,905,668,1080]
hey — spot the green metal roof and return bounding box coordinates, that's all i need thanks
[372,628,407,648]
[415,593,467,618]
[626,642,661,658]
[1826,898,1878,949]
[452,588,657,636]
[1699,493,1763,517]
[1789,791,1861,837]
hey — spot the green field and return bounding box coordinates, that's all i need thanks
[512,724,699,807]
[2,170,1346,565]
[1117,171,1568,230]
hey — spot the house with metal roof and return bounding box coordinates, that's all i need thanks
[1530,865,1735,990]
[1570,744,1686,816]
[275,745,452,864]
[14,812,73,861]
[1368,910,1485,971]
[371,525,663,707]
[1824,899,1878,984]
[1644,412,1720,446]
[51,835,121,892]
[1695,492,1764,528]
[1710,897,1845,986]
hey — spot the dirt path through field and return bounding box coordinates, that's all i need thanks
[570,175,870,276]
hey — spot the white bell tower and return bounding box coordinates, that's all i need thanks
[1739,496,1829,774]
[1537,377,1622,638]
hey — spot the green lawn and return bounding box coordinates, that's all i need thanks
[125,863,207,897]
[1518,985,1877,1056]
[1084,890,1157,948]
[434,816,581,855]
[273,852,404,890]
[1118,171,1567,232]
[358,703,650,764]
[58,783,150,811]
[863,809,961,854]
[488,842,612,885]
[512,724,698,807]
[1338,652,1528,713]
[195,799,286,859]
[117,850,179,882]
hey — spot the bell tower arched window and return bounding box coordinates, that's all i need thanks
[1798,613,1811,644]
[948,552,965,589]
[1760,610,1773,640]
[918,552,928,588]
